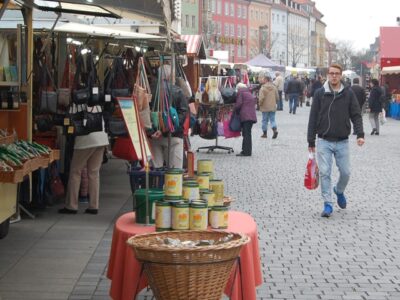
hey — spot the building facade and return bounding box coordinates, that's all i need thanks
[248,0,272,59]
[181,0,200,34]
[271,1,288,66]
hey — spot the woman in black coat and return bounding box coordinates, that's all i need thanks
[368,79,382,135]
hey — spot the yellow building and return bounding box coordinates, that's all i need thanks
[248,1,272,59]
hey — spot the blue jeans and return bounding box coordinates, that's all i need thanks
[288,93,299,113]
[277,91,283,110]
[261,112,277,131]
[317,139,350,206]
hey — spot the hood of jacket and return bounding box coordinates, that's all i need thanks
[323,80,345,95]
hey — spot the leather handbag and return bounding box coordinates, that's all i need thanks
[108,116,128,137]
[35,114,54,132]
[67,104,88,136]
[50,163,65,199]
[84,105,103,133]
[58,88,71,108]
[40,90,58,114]
[134,57,152,111]
[138,106,152,129]
[72,87,90,105]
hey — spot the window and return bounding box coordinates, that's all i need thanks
[237,25,241,37]
[225,24,229,36]
[192,16,196,28]
[185,15,189,28]
[230,24,234,36]
[255,30,258,38]
[225,2,229,15]
[255,11,258,20]
[272,13,275,23]
[282,15,285,23]
[250,9,253,19]
[211,0,216,13]
[217,22,221,34]
[230,3,234,17]
[260,12,263,20]
[217,0,221,14]
[237,5,241,18]
[242,45,246,57]
[242,6,246,18]
[238,44,241,57]
[277,15,280,23]
[242,25,246,38]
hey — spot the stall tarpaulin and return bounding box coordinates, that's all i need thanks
[246,54,285,71]
[381,66,400,75]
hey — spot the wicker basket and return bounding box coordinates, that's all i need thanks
[127,230,250,300]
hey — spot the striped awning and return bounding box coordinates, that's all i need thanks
[179,35,206,59]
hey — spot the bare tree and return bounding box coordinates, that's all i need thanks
[334,40,355,70]
[288,28,307,67]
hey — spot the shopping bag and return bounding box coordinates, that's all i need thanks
[304,152,319,190]
[223,118,241,138]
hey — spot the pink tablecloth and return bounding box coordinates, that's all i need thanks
[107,211,262,300]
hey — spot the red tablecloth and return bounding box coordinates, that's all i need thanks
[107,211,262,300]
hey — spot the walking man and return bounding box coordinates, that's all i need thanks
[307,63,365,218]
[273,71,284,111]
[285,75,302,114]
[259,74,279,139]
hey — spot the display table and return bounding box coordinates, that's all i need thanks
[107,211,262,300]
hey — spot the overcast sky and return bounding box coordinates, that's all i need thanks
[314,0,400,51]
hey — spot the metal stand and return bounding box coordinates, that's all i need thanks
[196,104,234,154]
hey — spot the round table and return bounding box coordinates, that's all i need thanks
[107,211,262,300]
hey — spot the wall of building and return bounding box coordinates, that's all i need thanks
[271,6,288,65]
[248,1,271,59]
[181,0,200,34]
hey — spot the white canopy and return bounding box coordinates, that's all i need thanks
[381,66,400,75]
[54,22,164,40]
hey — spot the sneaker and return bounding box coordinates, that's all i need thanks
[333,186,347,209]
[321,203,333,217]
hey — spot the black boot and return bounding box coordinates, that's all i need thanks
[272,128,278,139]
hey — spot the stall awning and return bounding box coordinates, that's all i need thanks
[180,35,206,59]
[381,66,400,75]
[54,22,164,40]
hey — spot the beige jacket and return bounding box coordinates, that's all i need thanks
[273,75,284,91]
[258,82,279,112]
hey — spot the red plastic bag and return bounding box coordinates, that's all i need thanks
[112,137,139,161]
[304,152,319,190]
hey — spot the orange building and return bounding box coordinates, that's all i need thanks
[248,1,272,59]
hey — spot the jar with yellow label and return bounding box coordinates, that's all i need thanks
[189,202,208,230]
[197,159,214,179]
[200,190,215,207]
[209,179,224,205]
[164,168,183,200]
[155,201,172,231]
[196,173,210,189]
[172,202,189,230]
[209,206,228,229]
[182,182,200,202]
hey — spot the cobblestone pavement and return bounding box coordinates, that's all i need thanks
[68,103,400,299]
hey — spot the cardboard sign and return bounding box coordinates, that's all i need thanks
[117,97,152,163]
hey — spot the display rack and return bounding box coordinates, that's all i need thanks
[196,103,234,154]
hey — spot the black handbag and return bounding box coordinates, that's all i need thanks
[66,104,88,136]
[35,114,54,132]
[72,87,90,104]
[221,87,237,104]
[108,116,128,137]
[40,90,58,113]
[85,105,103,133]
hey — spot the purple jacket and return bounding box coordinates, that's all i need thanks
[234,88,257,123]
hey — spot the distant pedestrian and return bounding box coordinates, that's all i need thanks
[235,82,257,157]
[350,78,366,135]
[310,75,323,99]
[285,75,302,114]
[367,78,383,135]
[307,63,365,218]
[273,71,284,111]
[259,74,279,139]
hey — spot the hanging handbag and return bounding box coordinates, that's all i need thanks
[58,88,71,108]
[40,90,58,114]
[66,104,88,136]
[221,78,237,104]
[108,116,128,137]
[49,162,65,199]
[134,57,152,111]
[35,114,54,132]
[84,105,103,133]
[223,112,241,138]
[72,55,90,105]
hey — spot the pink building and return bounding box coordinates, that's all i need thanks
[203,0,249,63]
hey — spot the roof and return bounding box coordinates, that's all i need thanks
[380,27,400,59]
[246,54,284,69]
[179,35,206,59]
[381,66,400,75]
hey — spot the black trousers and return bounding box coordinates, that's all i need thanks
[241,121,254,156]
